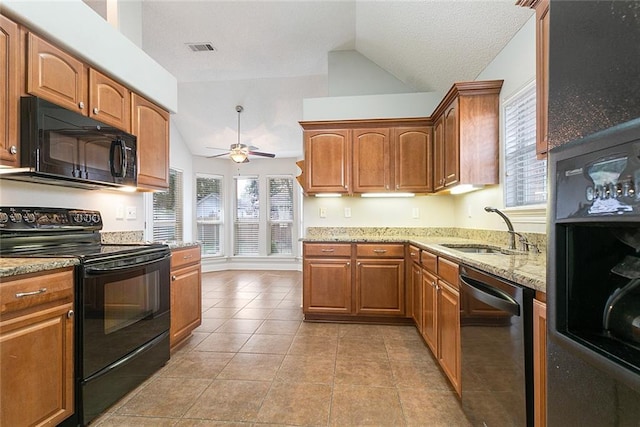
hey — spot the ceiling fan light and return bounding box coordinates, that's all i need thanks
[230,151,247,163]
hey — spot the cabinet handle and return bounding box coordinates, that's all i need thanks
[171,275,177,281]
[93,107,99,114]
[183,254,193,259]
[373,249,387,254]
[15,288,47,298]
[410,252,417,256]
[79,101,85,109]
[321,248,335,252]
[67,310,74,319]
[9,145,17,155]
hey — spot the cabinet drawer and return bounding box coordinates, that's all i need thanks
[304,243,352,257]
[408,245,421,264]
[356,243,404,258]
[421,250,438,274]
[438,257,459,289]
[1,268,74,315]
[171,246,201,269]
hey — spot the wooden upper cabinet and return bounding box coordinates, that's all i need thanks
[431,80,503,192]
[132,93,170,190]
[27,32,88,115]
[352,128,391,193]
[303,129,351,194]
[0,14,20,167]
[89,68,131,132]
[394,126,432,192]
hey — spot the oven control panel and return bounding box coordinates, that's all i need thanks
[0,207,103,231]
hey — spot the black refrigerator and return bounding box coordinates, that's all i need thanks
[547,1,640,425]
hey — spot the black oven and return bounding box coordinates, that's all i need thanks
[549,120,640,425]
[0,207,170,426]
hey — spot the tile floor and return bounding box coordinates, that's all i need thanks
[92,270,470,426]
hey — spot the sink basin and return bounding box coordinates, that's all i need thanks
[440,244,506,254]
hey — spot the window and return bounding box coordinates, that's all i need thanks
[268,176,294,255]
[196,174,223,256]
[504,82,547,208]
[234,176,259,255]
[152,168,183,241]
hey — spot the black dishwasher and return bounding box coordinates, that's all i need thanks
[459,265,534,426]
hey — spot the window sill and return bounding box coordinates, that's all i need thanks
[503,204,548,224]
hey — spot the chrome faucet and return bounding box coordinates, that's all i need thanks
[484,206,516,250]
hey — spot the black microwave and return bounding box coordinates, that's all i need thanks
[12,96,137,189]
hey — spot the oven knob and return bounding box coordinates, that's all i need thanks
[586,186,594,201]
[91,214,101,223]
[83,214,91,223]
[24,213,36,223]
[73,214,83,223]
[9,212,22,222]
[0,212,8,223]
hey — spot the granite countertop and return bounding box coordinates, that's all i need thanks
[303,235,547,293]
[160,241,201,250]
[0,257,79,278]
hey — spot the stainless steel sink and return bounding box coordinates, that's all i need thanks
[440,244,506,254]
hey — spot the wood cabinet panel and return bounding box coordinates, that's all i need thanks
[356,243,405,258]
[303,130,350,194]
[355,259,405,316]
[433,116,445,191]
[438,280,461,396]
[394,126,432,192]
[0,14,20,167]
[1,268,73,315]
[411,261,423,333]
[422,268,438,354]
[170,245,201,270]
[438,257,459,289]
[89,68,131,132]
[27,32,87,114]
[132,93,170,190]
[303,258,352,314]
[534,298,547,427]
[421,250,437,274]
[443,100,459,187]
[408,245,421,264]
[304,243,352,257]
[170,263,201,349]
[352,128,391,192]
[536,0,550,158]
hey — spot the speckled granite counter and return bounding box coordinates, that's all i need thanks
[303,227,547,293]
[159,241,201,250]
[0,257,79,278]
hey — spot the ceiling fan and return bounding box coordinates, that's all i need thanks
[206,105,275,163]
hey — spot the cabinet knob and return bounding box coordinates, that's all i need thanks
[93,107,99,115]
[67,310,74,319]
[79,101,85,109]
[396,184,400,190]
[171,275,177,281]
[431,281,436,287]
[346,262,350,267]
[9,145,17,155]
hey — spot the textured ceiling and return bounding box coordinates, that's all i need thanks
[139,1,533,159]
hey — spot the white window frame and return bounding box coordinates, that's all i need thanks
[233,175,260,256]
[151,167,184,241]
[196,173,224,257]
[267,175,295,255]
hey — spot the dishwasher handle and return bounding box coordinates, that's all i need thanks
[460,274,520,316]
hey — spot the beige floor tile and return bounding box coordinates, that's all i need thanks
[232,307,274,319]
[197,317,227,332]
[239,334,294,354]
[288,335,338,357]
[183,379,270,422]
[338,323,384,340]
[194,333,251,352]
[296,321,341,337]
[216,318,264,334]
[255,319,301,335]
[334,358,395,387]
[116,377,211,418]
[391,359,454,391]
[217,353,284,381]
[244,299,282,309]
[202,307,241,319]
[267,308,304,320]
[175,420,251,427]
[160,351,234,379]
[256,382,332,426]
[93,414,178,426]
[398,388,471,427]
[330,384,405,426]
[276,354,335,384]
[215,298,254,308]
[337,337,389,361]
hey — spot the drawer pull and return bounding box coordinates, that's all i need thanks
[373,249,387,254]
[67,310,74,319]
[15,288,47,298]
[321,249,335,252]
[171,275,177,281]
[183,254,193,259]
[410,252,417,256]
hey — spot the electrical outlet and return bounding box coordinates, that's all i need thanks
[344,207,351,218]
[412,207,419,219]
[126,206,137,220]
[319,207,327,218]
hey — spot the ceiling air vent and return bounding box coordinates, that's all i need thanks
[186,43,216,52]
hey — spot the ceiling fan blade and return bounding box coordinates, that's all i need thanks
[206,146,228,151]
[206,152,230,158]
[248,151,276,158]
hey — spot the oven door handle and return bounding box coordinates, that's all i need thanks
[460,274,520,316]
[85,254,170,274]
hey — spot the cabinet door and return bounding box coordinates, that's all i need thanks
[394,126,432,192]
[433,116,445,191]
[411,262,423,332]
[170,263,202,349]
[304,130,350,194]
[352,128,391,193]
[438,280,461,396]
[536,0,550,158]
[89,68,131,132]
[534,298,547,427]
[0,15,19,167]
[443,99,459,187]
[27,32,87,114]
[303,258,352,314]
[422,268,438,355]
[355,259,405,316]
[132,93,170,190]
[1,302,74,426]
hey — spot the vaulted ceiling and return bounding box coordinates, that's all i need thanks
[136,1,533,159]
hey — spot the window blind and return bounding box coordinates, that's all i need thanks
[504,82,547,208]
[234,177,259,255]
[196,174,223,256]
[153,168,183,241]
[268,177,294,255]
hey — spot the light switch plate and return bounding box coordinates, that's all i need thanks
[344,207,351,218]
[412,207,420,219]
[319,207,327,218]
[126,206,137,220]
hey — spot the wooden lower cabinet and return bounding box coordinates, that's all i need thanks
[533,297,547,427]
[411,261,423,333]
[303,258,352,314]
[355,258,404,316]
[170,246,202,350]
[421,268,438,354]
[438,280,461,396]
[0,267,74,427]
